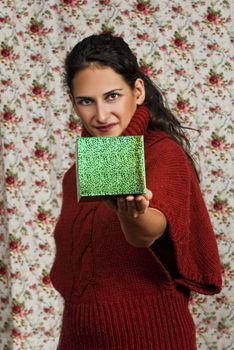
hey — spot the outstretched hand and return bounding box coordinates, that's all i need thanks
[105,189,153,219]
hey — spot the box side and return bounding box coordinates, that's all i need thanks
[135,136,146,194]
[76,137,81,202]
[76,136,146,198]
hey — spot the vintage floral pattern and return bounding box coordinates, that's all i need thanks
[0,0,233,349]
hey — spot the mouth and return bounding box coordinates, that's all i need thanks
[95,123,117,133]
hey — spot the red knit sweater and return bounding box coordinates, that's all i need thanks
[50,106,222,350]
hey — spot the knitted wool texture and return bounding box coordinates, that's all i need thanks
[50,106,222,350]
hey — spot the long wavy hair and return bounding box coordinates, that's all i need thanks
[65,33,198,174]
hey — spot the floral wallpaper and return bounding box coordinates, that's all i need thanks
[0,0,233,349]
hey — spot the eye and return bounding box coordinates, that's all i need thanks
[106,92,120,101]
[76,98,92,106]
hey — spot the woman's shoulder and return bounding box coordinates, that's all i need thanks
[62,162,76,186]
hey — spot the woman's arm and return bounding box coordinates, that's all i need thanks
[106,189,167,248]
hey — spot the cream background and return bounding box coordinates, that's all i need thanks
[0,1,233,349]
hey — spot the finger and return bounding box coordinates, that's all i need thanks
[135,196,148,213]
[126,195,135,201]
[117,197,127,212]
[126,197,140,218]
[145,189,153,201]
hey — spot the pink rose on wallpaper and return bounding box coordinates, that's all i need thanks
[41,270,52,286]
[137,33,149,40]
[222,265,232,279]
[189,296,199,306]
[42,275,51,285]
[209,132,227,151]
[7,207,18,215]
[12,328,24,340]
[29,18,45,36]
[34,143,49,161]
[43,306,55,314]
[209,75,223,87]
[1,79,12,86]
[68,119,82,133]
[6,170,18,187]
[176,101,189,112]
[1,297,9,304]
[35,180,47,187]
[0,262,7,276]
[0,16,10,24]
[12,304,25,317]
[206,69,226,89]
[207,43,219,51]
[3,111,16,122]
[4,142,15,150]
[140,65,154,76]
[63,0,78,7]
[33,116,45,124]
[11,271,21,279]
[175,96,191,113]
[30,80,54,100]
[30,53,43,62]
[212,195,228,215]
[175,68,186,76]
[172,5,183,14]
[0,41,18,61]
[32,85,46,98]
[136,3,150,15]
[39,243,50,250]
[139,58,155,77]
[37,212,50,223]
[34,149,48,160]
[9,240,20,252]
[206,7,222,25]
[212,139,221,147]
[135,1,159,15]
[209,106,221,113]
[2,106,16,122]
[37,206,52,224]
[64,25,76,33]
[213,202,223,211]
[173,33,188,51]
[99,0,110,5]
[211,169,224,177]
[1,47,12,59]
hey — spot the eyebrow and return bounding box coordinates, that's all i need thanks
[75,88,123,100]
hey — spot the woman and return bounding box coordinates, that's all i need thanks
[50,33,222,349]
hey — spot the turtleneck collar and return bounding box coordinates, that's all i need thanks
[81,105,150,138]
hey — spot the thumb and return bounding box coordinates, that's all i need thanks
[145,189,153,201]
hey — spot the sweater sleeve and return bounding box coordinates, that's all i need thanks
[146,137,222,295]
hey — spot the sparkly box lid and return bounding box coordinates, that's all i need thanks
[76,135,146,201]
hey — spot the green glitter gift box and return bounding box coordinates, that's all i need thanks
[76,135,146,201]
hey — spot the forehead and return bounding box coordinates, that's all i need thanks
[72,66,128,95]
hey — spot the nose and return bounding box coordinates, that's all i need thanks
[95,103,109,123]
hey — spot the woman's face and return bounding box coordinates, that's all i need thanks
[71,65,145,137]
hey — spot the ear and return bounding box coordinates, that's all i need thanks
[134,78,145,105]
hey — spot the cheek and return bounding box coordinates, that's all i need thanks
[122,98,137,120]
[75,107,92,123]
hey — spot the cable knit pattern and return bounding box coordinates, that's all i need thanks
[50,106,222,349]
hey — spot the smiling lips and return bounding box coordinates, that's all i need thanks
[95,123,117,132]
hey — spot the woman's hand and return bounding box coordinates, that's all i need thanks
[105,189,167,248]
[106,189,153,219]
